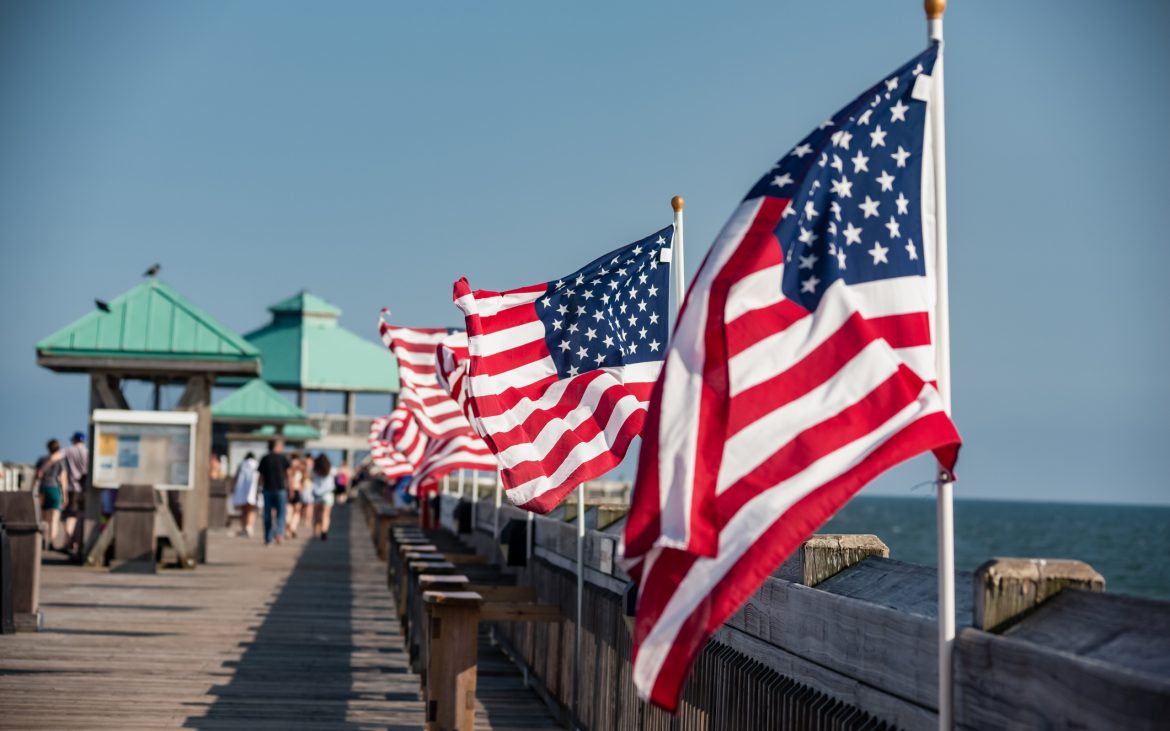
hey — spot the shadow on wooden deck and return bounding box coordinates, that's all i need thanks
[184,504,424,730]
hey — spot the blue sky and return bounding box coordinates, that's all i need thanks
[1,1,1168,504]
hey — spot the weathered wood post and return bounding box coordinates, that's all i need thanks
[396,545,440,608]
[177,374,213,564]
[423,590,483,731]
[800,534,890,586]
[112,485,157,572]
[405,558,456,641]
[974,557,1105,632]
[416,574,471,675]
[0,492,43,631]
[207,477,230,530]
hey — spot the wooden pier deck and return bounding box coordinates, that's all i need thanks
[0,503,560,730]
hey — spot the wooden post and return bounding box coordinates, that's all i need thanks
[0,492,43,631]
[415,574,471,676]
[974,557,1105,632]
[423,590,483,731]
[801,534,890,586]
[177,375,212,564]
[112,485,157,573]
[207,477,230,530]
[82,373,129,560]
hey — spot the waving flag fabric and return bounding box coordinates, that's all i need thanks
[368,407,428,483]
[621,45,961,711]
[379,313,475,440]
[435,334,472,417]
[453,226,673,512]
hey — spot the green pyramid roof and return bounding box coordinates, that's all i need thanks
[37,279,260,375]
[243,292,398,393]
[250,423,322,440]
[268,291,342,317]
[212,379,308,423]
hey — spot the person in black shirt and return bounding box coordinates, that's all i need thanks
[257,439,291,545]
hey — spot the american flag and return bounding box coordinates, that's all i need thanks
[621,45,961,711]
[368,407,428,483]
[375,318,499,487]
[452,226,674,512]
[379,313,475,440]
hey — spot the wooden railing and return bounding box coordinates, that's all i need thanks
[447,496,1170,731]
[0,464,34,493]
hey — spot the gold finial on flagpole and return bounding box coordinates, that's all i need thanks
[925,0,946,19]
[671,195,685,212]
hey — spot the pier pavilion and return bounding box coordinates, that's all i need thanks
[239,292,399,466]
[35,277,261,562]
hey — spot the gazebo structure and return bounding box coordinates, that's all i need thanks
[211,377,319,455]
[241,291,398,466]
[36,277,261,564]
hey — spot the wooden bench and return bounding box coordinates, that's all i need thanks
[421,587,563,731]
[0,492,42,631]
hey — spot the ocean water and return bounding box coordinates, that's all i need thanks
[819,497,1170,601]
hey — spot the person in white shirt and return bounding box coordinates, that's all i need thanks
[231,453,260,538]
[307,453,336,540]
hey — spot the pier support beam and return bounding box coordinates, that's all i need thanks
[974,557,1105,632]
[423,590,483,731]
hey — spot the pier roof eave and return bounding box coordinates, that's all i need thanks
[36,279,261,377]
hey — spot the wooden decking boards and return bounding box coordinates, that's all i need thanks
[0,504,560,730]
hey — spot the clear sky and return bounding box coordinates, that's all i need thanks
[2,1,1168,504]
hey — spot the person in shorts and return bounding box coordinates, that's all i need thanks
[62,432,88,556]
[307,453,336,540]
[33,439,67,551]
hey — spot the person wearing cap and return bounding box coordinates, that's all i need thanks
[62,432,89,557]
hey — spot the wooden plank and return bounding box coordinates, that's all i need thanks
[0,503,559,730]
[955,628,1170,731]
[481,601,562,624]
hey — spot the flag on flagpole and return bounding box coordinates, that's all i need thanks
[379,313,477,440]
[452,226,674,512]
[621,44,961,711]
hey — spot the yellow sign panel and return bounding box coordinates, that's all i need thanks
[98,432,118,457]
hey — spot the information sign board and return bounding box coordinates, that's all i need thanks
[92,409,198,490]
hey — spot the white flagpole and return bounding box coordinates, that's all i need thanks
[574,483,585,718]
[457,467,465,498]
[671,196,686,319]
[470,470,479,526]
[926,2,955,729]
[493,466,503,543]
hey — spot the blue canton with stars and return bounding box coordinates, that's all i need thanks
[743,44,939,311]
[536,226,673,379]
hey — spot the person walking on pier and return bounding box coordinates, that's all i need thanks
[285,452,307,539]
[257,439,291,546]
[33,439,67,551]
[61,432,88,556]
[232,451,260,538]
[308,452,335,540]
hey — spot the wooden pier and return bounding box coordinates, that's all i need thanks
[0,503,559,730]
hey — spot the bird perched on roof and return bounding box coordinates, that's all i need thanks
[95,299,111,312]
[144,263,161,277]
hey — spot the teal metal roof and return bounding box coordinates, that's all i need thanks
[212,379,308,423]
[243,292,398,393]
[250,423,322,440]
[268,291,342,317]
[37,279,260,369]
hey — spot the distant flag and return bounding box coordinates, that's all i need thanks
[452,226,674,512]
[413,431,499,486]
[621,44,961,711]
[378,312,475,440]
[368,408,428,485]
[435,333,473,418]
